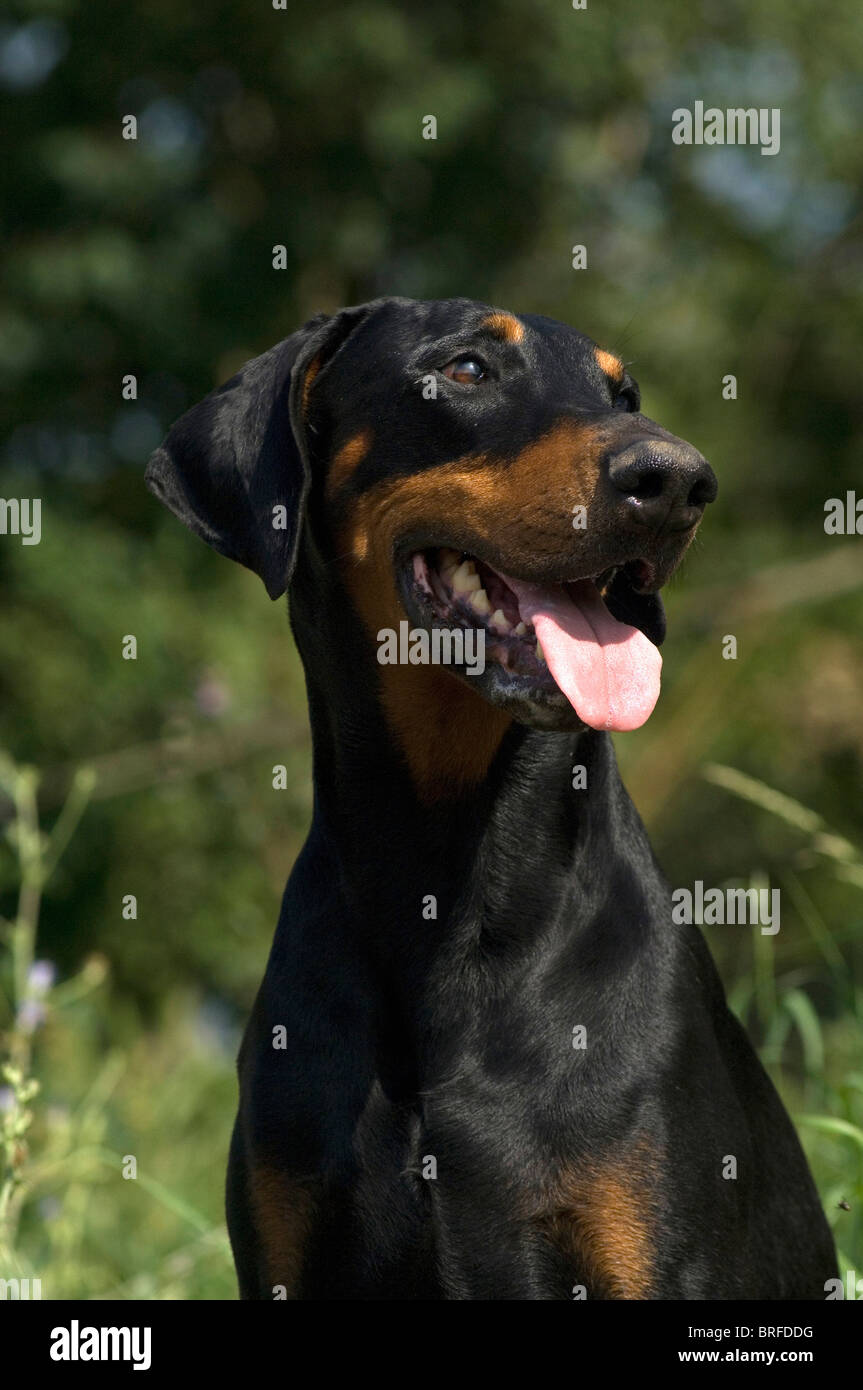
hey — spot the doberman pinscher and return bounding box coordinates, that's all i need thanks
[147,297,836,1299]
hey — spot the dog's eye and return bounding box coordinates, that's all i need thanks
[442,357,486,385]
[613,387,638,412]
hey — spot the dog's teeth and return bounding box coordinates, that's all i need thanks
[490,608,509,632]
[453,561,481,594]
[514,621,527,636]
[536,640,545,663]
[470,588,492,615]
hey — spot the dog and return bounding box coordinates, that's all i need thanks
[146,296,837,1299]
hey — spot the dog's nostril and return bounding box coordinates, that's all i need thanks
[626,470,665,501]
[687,468,718,508]
[609,459,669,502]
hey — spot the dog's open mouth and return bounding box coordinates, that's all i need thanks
[403,548,666,732]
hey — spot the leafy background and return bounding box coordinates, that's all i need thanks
[1,0,861,1298]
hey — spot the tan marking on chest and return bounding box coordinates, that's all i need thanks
[535,1147,658,1299]
[249,1166,317,1298]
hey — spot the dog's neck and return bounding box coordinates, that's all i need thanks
[288,566,662,994]
[300,659,649,922]
[287,608,667,1098]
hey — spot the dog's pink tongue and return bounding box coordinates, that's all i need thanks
[505,577,662,731]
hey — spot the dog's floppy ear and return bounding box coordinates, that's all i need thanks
[145,306,368,599]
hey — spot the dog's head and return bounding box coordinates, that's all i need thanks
[147,296,716,745]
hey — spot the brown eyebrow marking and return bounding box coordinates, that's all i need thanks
[594,348,625,386]
[480,312,525,344]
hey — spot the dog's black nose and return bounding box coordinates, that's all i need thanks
[607,439,717,531]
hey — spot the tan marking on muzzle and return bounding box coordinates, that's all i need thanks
[332,418,607,797]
